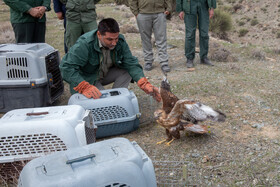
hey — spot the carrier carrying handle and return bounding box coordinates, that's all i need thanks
[66,153,96,164]
[26,112,49,116]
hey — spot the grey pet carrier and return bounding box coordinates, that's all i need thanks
[0,43,64,112]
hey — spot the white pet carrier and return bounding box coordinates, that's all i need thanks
[68,88,141,138]
[0,105,96,164]
[0,43,64,112]
[18,138,157,187]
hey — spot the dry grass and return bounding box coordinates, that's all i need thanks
[0,0,280,186]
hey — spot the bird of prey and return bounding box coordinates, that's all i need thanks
[154,77,226,145]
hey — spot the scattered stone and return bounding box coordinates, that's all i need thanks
[202,155,210,163]
[120,24,139,34]
[251,123,264,129]
[191,153,200,158]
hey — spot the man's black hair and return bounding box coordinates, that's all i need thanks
[98,18,120,35]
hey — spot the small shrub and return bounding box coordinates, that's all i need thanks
[238,20,245,26]
[217,0,224,6]
[226,0,236,4]
[277,32,280,38]
[239,28,248,37]
[209,9,232,35]
[241,16,250,22]
[233,4,242,12]
[251,50,265,60]
[261,7,267,13]
[222,5,234,13]
[250,19,259,26]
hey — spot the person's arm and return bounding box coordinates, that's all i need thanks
[208,0,216,19]
[53,0,63,13]
[118,37,161,102]
[164,0,172,15]
[53,0,64,19]
[117,37,144,82]
[41,0,51,11]
[175,0,183,13]
[129,0,139,16]
[3,0,32,13]
[60,39,92,88]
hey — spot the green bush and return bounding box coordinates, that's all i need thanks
[238,20,245,26]
[250,19,259,26]
[239,28,249,37]
[209,9,232,34]
[222,5,234,13]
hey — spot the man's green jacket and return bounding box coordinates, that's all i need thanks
[60,29,145,94]
[3,0,51,23]
[176,0,216,14]
[65,0,100,23]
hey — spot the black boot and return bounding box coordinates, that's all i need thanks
[186,59,194,68]
[200,58,214,66]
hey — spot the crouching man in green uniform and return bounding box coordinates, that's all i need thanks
[4,0,51,43]
[176,0,216,68]
[60,18,161,102]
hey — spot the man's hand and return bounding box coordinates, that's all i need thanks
[209,8,214,19]
[164,11,170,15]
[28,8,41,18]
[137,77,161,102]
[56,12,64,20]
[37,6,47,19]
[179,11,184,20]
[74,81,102,99]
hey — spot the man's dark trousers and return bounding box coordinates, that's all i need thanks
[184,0,209,60]
[12,22,46,43]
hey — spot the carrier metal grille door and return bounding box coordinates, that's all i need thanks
[45,51,64,103]
[6,57,29,80]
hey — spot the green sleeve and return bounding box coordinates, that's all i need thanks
[129,0,139,16]
[42,0,51,11]
[175,0,183,12]
[3,0,32,13]
[119,39,144,82]
[208,0,216,9]
[60,39,91,87]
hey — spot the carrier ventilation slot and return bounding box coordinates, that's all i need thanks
[0,133,67,158]
[91,106,129,122]
[6,57,29,80]
[45,51,64,102]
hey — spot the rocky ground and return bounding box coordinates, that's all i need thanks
[0,0,280,186]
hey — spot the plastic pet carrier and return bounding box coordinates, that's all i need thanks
[0,43,64,112]
[68,88,141,138]
[18,138,157,187]
[0,105,96,181]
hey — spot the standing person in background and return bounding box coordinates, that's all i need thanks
[3,0,51,43]
[176,0,216,68]
[53,0,68,53]
[63,0,101,49]
[129,0,172,73]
